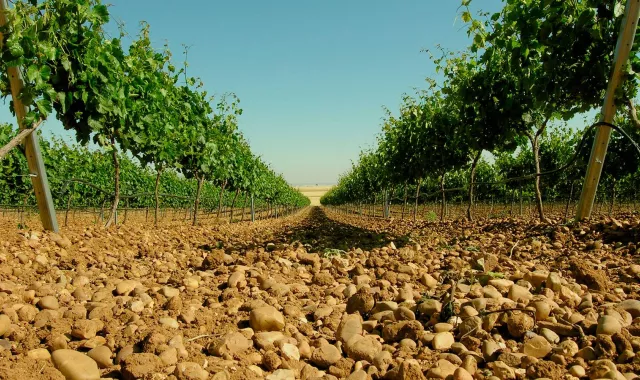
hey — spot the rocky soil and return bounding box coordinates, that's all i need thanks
[0,207,639,380]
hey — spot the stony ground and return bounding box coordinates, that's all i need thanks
[0,207,639,380]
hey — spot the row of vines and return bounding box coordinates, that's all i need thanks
[321,0,640,222]
[0,0,309,227]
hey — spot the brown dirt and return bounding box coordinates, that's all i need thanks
[0,207,638,379]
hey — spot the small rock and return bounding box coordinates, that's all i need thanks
[27,348,51,360]
[345,335,382,362]
[421,273,438,289]
[569,365,586,378]
[121,353,162,380]
[506,312,534,338]
[346,288,375,315]
[426,359,457,379]
[311,344,341,368]
[174,362,209,380]
[88,346,113,368]
[454,367,474,380]
[209,332,252,357]
[523,336,552,358]
[116,280,139,295]
[266,369,295,380]
[507,284,532,302]
[51,349,101,380]
[336,314,363,343]
[281,343,300,361]
[0,314,10,337]
[619,300,640,318]
[250,306,285,332]
[539,328,560,344]
[597,315,622,335]
[432,332,455,350]
[487,361,515,379]
[418,299,442,316]
[38,295,60,310]
[159,317,179,329]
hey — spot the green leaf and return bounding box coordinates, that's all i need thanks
[26,65,39,82]
[35,98,52,116]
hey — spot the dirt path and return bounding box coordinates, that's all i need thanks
[0,207,639,379]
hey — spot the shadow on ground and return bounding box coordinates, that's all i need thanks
[276,206,409,253]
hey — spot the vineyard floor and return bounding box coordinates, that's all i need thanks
[0,207,639,379]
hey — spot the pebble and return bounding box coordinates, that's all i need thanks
[174,362,208,380]
[159,317,179,329]
[0,314,10,337]
[426,359,458,379]
[619,299,640,318]
[336,313,363,343]
[310,344,341,368]
[51,349,101,380]
[507,312,535,338]
[569,365,586,377]
[432,332,455,350]
[597,315,622,335]
[523,335,552,358]
[38,295,60,310]
[508,284,532,302]
[281,343,300,361]
[116,280,139,295]
[88,346,113,368]
[454,367,474,380]
[250,306,285,332]
[266,369,295,380]
[27,348,51,360]
[421,273,438,289]
[345,335,382,362]
[539,328,560,344]
[209,332,252,356]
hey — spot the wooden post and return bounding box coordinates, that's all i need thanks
[250,194,255,222]
[0,0,58,232]
[577,0,640,220]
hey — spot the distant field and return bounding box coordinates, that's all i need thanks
[297,185,333,206]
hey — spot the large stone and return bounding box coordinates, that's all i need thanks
[51,349,101,380]
[250,306,285,332]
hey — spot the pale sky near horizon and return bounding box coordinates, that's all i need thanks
[1,0,516,185]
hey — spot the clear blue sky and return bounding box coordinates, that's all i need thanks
[1,0,505,185]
